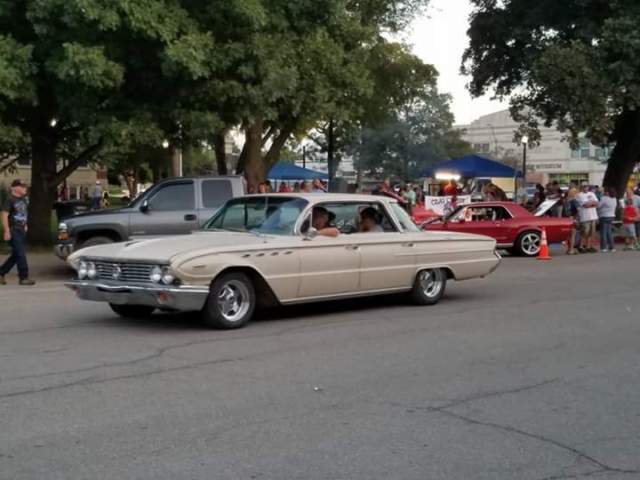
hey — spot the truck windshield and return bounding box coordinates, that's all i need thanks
[204,197,309,235]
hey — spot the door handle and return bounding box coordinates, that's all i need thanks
[346,245,360,251]
[403,242,415,247]
[184,214,197,221]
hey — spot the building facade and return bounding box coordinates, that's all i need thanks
[1,158,106,199]
[458,110,608,186]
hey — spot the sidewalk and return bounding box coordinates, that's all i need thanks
[0,251,72,282]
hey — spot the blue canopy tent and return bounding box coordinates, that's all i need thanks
[267,162,329,181]
[420,155,522,178]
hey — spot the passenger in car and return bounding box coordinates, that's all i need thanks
[359,207,384,233]
[312,207,339,237]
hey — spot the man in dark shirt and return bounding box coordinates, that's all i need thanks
[1,179,35,285]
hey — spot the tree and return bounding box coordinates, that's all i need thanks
[463,0,640,194]
[223,0,431,188]
[0,0,222,244]
[351,86,471,179]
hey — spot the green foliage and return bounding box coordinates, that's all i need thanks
[463,0,640,148]
[350,86,471,179]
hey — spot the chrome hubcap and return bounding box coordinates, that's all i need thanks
[418,269,444,298]
[216,280,250,322]
[522,233,541,255]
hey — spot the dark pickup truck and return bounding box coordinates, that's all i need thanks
[55,176,245,259]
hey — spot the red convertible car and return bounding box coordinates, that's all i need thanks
[421,201,573,257]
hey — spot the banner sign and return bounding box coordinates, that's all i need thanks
[423,195,472,215]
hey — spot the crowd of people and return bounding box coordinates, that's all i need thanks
[555,182,640,254]
[57,181,111,210]
[251,178,328,194]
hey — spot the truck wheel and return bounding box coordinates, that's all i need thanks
[202,272,256,329]
[410,268,447,305]
[516,231,541,257]
[78,236,115,250]
[109,304,155,319]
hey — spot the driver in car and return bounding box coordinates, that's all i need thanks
[358,207,384,233]
[312,206,340,237]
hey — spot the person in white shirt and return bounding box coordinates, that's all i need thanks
[597,187,618,252]
[577,183,599,252]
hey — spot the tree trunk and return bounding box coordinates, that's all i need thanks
[603,109,640,195]
[213,130,228,175]
[327,118,337,183]
[171,146,182,177]
[243,119,265,190]
[125,169,138,199]
[28,131,58,246]
[264,126,294,168]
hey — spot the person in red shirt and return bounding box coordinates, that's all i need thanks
[622,198,638,250]
[443,180,458,196]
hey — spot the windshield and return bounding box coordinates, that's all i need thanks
[390,203,420,232]
[204,197,308,235]
[444,206,466,222]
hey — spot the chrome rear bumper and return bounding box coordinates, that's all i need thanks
[65,280,209,312]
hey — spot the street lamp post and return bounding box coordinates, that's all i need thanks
[520,135,529,203]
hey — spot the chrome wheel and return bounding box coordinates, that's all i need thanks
[418,269,445,299]
[520,232,541,256]
[216,279,251,323]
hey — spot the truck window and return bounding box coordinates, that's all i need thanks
[202,180,233,208]
[149,183,194,211]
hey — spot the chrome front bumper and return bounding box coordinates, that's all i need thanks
[65,280,209,312]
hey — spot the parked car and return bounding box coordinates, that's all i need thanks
[65,193,502,329]
[55,176,245,259]
[421,201,573,257]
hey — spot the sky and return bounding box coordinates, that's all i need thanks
[406,0,508,125]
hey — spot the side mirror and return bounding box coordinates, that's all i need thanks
[140,200,150,213]
[304,227,318,240]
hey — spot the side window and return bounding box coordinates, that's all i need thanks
[494,207,512,220]
[202,180,233,209]
[315,202,400,234]
[328,204,362,233]
[149,183,194,211]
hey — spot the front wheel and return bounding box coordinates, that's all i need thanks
[516,231,542,257]
[109,303,155,319]
[410,268,447,305]
[202,272,256,329]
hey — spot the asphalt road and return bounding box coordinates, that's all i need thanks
[1,250,640,480]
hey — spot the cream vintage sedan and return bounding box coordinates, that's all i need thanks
[66,193,501,329]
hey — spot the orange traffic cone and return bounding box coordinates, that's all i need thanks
[537,228,552,261]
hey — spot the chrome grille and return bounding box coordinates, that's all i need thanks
[93,261,155,283]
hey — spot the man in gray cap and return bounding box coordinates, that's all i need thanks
[0,179,35,285]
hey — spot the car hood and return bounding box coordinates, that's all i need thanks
[64,207,132,226]
[68,231,285,266]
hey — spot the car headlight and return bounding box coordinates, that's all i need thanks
[78,261,88,279]
[161,267,175,285]
[87,262,98,279]
[149,266,163,283]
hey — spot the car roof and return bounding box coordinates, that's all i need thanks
[244,193,398,204]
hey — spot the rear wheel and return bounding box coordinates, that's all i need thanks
[202,272,256,329]
[410,268,447,305]
[516,231,542,257]
[109,304,155,319]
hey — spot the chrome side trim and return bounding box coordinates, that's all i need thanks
[281,286,412,305]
